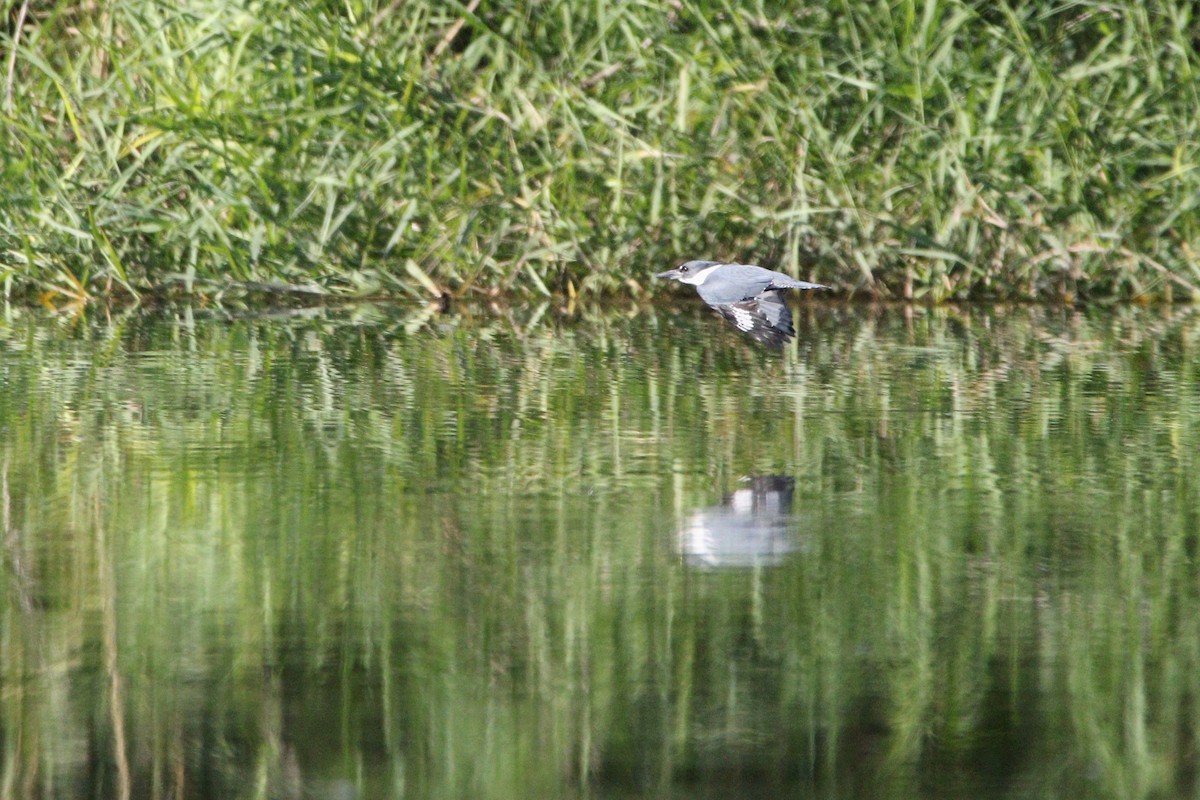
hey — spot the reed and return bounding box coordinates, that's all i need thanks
[2,0,1198,302]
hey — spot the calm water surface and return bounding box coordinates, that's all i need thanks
[1,302,1197,799]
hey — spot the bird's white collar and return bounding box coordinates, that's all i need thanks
[679,264,723,286]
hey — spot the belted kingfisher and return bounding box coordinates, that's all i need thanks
[655,260,828,347]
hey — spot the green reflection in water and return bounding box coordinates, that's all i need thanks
[0,303,1197,799]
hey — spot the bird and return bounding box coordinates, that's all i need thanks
[655,260,828,347]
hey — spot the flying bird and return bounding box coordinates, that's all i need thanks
[655,260,828,347]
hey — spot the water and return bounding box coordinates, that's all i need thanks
[0,302,1197,799]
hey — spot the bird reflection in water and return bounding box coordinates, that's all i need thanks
[678,475,801,568]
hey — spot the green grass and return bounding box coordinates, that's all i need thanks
[2,0,1199,302]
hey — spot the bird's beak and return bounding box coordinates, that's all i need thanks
[655,269,679,280]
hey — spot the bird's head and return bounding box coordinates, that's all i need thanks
[655,260,721,285]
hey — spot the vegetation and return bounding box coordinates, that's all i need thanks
[2,305,1199,797]
[2,0,1199,303]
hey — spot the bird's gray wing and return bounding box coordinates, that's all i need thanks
[697,264,827,303]
[694,265,775,304]
[712,289,795,348]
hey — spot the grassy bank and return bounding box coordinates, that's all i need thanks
[2,0,1198,302]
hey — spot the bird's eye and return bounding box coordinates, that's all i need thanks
[679,265,689,272]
